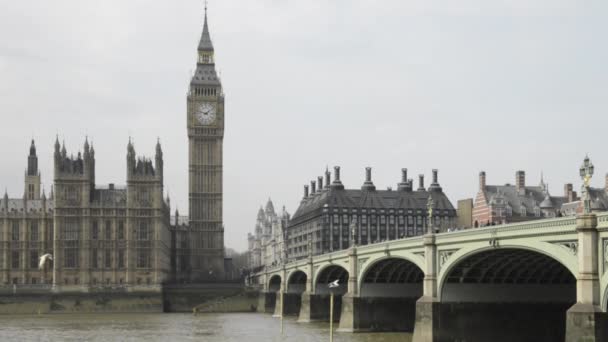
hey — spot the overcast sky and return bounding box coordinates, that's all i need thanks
[1,0,607,252]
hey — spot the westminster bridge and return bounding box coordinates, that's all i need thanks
[250,213,608,341]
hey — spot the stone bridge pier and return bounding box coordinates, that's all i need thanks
[299,263,348,323]
[257,273,280,314]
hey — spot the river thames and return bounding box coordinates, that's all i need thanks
[0,313,410,342]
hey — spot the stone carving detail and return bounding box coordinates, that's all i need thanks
[554,241,578,256]
[604,239,608,275]
[413,251,425,259]
[357,257,369,275]
[438,250,458,270]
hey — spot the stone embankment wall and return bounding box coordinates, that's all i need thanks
[0,293,163,314]
[0,283,249,314]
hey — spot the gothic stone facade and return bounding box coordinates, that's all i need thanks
[1,139,171,290]
[286,167,457,261]
[0,141,54,286]
[247,199,290,270]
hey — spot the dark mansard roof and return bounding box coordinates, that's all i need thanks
[483,184,568,215]
[289,188,455,227]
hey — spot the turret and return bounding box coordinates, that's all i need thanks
[27,139,38,176]
[127,138,136,174]
[155,138,164,183]
[25,139,41,200]
[3,189,8,211]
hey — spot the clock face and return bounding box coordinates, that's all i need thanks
[195,102,216,125]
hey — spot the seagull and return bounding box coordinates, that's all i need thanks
[39,254,53,270]
[328,279,340,288]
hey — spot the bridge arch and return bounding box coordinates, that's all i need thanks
[438,241,578,298]
[602,271,608,312]
[358,255,424,297]
[268,274,282,293]
[314,264,348,295]
[354,256,424,332]
[287,270,307,294]
[437,246,576,341]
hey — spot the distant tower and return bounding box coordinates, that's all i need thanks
[187,4,225,281]
[53,137,95,288]
[25,139,41,200]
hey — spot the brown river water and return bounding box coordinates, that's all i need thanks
[0,313,411,342]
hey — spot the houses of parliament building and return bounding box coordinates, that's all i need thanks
[0,8,226,290]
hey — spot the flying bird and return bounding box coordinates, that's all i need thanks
[38,254,53,270]
[328,279,340,288]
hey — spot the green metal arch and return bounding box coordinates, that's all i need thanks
[313,262,349,290]
[357,253,425,294]
[601,270,608,312]
[437,242,578,301]
[286,269,308,292]
[268,273,282,291]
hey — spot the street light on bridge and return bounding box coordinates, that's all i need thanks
[427,195,434,234]
[579,155,594,215]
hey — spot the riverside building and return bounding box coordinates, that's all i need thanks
[285,167,457,261]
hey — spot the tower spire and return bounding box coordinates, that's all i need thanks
[198,1,214,52]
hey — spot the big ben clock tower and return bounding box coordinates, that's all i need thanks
[187,5,225,281]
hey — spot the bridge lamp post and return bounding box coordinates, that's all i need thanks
[426,196,434,234]
[579,155,594,214]
[350,217,358,248]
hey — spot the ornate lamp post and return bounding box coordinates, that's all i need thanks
[350,217,358,247]
[426,195,434,234]
[307,233,313,258]
[579,155,594,215]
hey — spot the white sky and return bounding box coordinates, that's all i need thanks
[1,0,607,252]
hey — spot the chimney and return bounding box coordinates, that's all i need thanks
[605,173,608,193]
[361,167,376,191]
[310,180,316,195]
[418,174,425,191]
[515,171,525,194]
[429,169,442,192]
[318,176,323,191]
[331,166,344,190]
[564,183,574,202]
[303,185,309,198]
[398,168,410,191]
[325,168,331,189]
[109,183,115,190]
[479,171,486,189]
